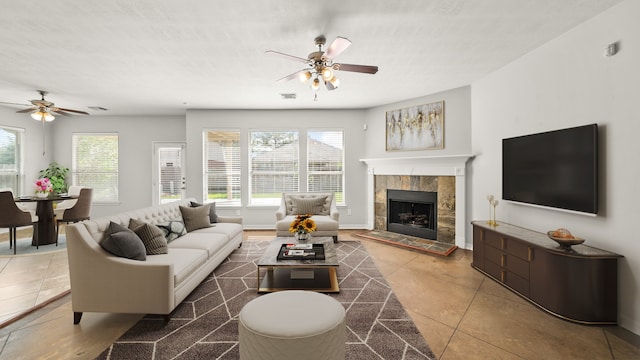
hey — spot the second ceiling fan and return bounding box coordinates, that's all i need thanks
[266,35,378,99]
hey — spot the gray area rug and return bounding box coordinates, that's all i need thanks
[97,240,436,360]
[0,235,67,256]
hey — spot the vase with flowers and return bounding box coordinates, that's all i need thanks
[289,213,317,241]
[34,178,53,198]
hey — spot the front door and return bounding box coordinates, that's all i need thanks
[153,142,186,205]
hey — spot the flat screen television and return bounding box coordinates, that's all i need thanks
[502,124,598,215]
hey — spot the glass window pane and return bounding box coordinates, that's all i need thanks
[72,133,119,202]
[204,130,241,206]
[308,130,344,204]
[249,130,298,205]
[0,127,23,193]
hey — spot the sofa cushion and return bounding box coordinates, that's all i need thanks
[129,218,168,255]
[276,215,339,232]
[168,232,229,258]
[190,201,218,223]
[155,219,187,242]
[145,248,208,287]
[180,205,212,232]
[100,221,146,261]
[194,222,243,241]
[285,193,333,216]
[290,196,327,215]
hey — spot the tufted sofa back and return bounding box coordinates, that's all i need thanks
[81,199,195,243]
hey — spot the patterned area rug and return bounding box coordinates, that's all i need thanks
[0,235,67,257]
[97,240,435,360]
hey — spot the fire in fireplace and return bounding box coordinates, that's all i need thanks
[387,189,437,240]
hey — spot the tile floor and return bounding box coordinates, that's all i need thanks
[0,230,638,359]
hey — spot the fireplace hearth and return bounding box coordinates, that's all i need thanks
[387,189,437,240]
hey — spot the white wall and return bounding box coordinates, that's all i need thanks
[51,115,186,218]
[185,109,369,228]
[363,86,472,158]
[471,0,639,335]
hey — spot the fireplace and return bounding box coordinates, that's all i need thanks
[387,189,437,240]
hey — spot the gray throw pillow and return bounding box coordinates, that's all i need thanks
[291,196,327,215]
[129,218,168,255]
[190,201,218,223]
[180,205,212,232]
[100,221,146,261]
[155,219,187,242]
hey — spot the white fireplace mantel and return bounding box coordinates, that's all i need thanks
[360,154,475,249]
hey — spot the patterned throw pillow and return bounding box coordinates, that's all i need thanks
[179,205,212,232]
[190,201,218,223]
[128,218,168,255]
[291,196,327,215]
[155,218,187,243]
[99,221,146,261]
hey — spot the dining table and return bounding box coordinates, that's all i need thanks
[14,194,77,246]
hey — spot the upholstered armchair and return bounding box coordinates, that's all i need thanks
[275,192,339,242]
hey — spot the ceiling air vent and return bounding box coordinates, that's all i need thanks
[280,93,296,100]
[88,106,109,111]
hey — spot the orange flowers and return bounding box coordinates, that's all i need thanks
[289,214,317,235]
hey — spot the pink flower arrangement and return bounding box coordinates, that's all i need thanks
[34,178,53,194]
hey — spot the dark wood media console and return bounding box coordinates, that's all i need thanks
[471,221,622,325]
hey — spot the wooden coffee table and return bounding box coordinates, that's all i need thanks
[256,236,339,293]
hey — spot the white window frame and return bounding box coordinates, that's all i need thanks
[72,132,119,203]
[307,129,345,205]
[248,130,299,206]
[203,129,242,207]
[0,126,25,195]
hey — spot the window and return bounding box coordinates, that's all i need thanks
[204,130,241,206]
[249,130,298,205]
[308,130,344,204]
[0,126,23,194]
[72,133,119,202]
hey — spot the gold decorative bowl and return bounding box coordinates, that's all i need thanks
[547,231,585,248]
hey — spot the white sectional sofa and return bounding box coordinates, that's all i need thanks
[65,198,242,324]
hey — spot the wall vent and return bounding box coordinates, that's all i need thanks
[280,93,296,100]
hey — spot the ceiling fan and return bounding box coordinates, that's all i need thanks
[266,35,378,99]
[0,90,89,122]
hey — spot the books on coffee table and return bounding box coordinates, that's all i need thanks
[277,244,325,260]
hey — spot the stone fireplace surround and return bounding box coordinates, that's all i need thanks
[360,155,474,249]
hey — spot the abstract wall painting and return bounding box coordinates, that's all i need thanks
[385,101,444,151]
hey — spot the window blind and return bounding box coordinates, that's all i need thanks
[249,130,299,205]
[204,131,241,206]
[307,130,344,204]
[72,133,119,202]
[0,127,23,193]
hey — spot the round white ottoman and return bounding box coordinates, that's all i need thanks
[239,290,346,360]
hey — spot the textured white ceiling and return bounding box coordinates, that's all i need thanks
[0,0,622,116]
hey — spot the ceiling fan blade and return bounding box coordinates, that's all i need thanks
[323,36,351,60]
[16,107,37,113]
[265,50,309,63]
[0,101,31,107]
[50,108,72,117]
[333,63,379,74]
[276,69,307,83]
[54,107,89,115]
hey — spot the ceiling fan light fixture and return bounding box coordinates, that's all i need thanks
[329,76,340,88]
[31,110,55,122]
[321,67,334,81]
[299,71,312,83]
[311,77,321,91]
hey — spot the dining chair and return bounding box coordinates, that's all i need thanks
[0,190,39,254]
[54,185,83,213]
[54,188,93,245]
